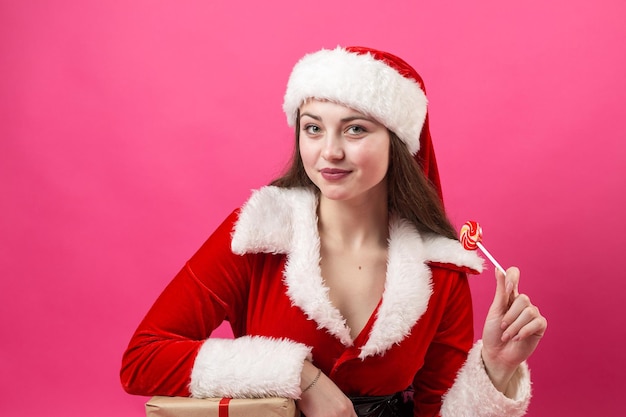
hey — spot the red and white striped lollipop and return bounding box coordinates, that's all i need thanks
[460,220,506,275]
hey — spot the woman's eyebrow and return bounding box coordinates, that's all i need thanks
[299,113,374,123]
[299,112,321,121]
[340,115,375,123]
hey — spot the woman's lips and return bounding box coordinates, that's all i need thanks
[320,168,351,181]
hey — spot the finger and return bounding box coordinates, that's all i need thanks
[500,293,532,329]
[505,266,520,298]
[507,314,547,342]
[491,266,519,314]
[491,267,508,312]
[501,299,542,342]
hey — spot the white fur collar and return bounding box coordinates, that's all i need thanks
[231,186,483,359]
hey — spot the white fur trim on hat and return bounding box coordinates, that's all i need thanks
[283,46,427,155]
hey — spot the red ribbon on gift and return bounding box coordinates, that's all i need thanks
[218,398,231,417]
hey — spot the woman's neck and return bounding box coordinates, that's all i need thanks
[317,193,389,250]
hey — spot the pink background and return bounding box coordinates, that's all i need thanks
[1,1,624,416]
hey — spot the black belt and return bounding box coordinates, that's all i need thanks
[349,391,412,417]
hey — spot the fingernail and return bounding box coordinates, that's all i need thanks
[500,321,508,330]
[501,333,510,342]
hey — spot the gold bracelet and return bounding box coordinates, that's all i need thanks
[302,367,322,394]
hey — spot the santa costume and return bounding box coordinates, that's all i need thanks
[121,46,532,417]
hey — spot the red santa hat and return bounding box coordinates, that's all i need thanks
[283,46,443,200]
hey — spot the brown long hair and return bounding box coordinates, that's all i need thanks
[270,116,456,240]
[386,131,456,239]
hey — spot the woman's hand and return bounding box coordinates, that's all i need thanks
[297,361,357,417]
[481,267,547,394]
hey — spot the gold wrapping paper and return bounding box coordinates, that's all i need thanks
[145,396,299,417]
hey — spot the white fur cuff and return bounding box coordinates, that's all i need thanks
[189,336,312,399]
[441,340,531,417]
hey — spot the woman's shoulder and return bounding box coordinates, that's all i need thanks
[231,186,316,255]
[390,215,484,276]
[427,260,481,276]
[421,232,484,275]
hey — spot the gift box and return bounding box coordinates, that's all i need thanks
[145,396,299,417]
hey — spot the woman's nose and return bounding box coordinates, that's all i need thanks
[321,134,344,160]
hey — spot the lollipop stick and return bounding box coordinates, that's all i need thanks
[476,242,507,276]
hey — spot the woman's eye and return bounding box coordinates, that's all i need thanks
[347,125,366,135]
[304,125,321,135]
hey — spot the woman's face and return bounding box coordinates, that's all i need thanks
[299,99,390,204]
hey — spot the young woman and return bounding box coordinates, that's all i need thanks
[121,46,547,417]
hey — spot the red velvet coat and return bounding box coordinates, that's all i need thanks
[121,187,531,417]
